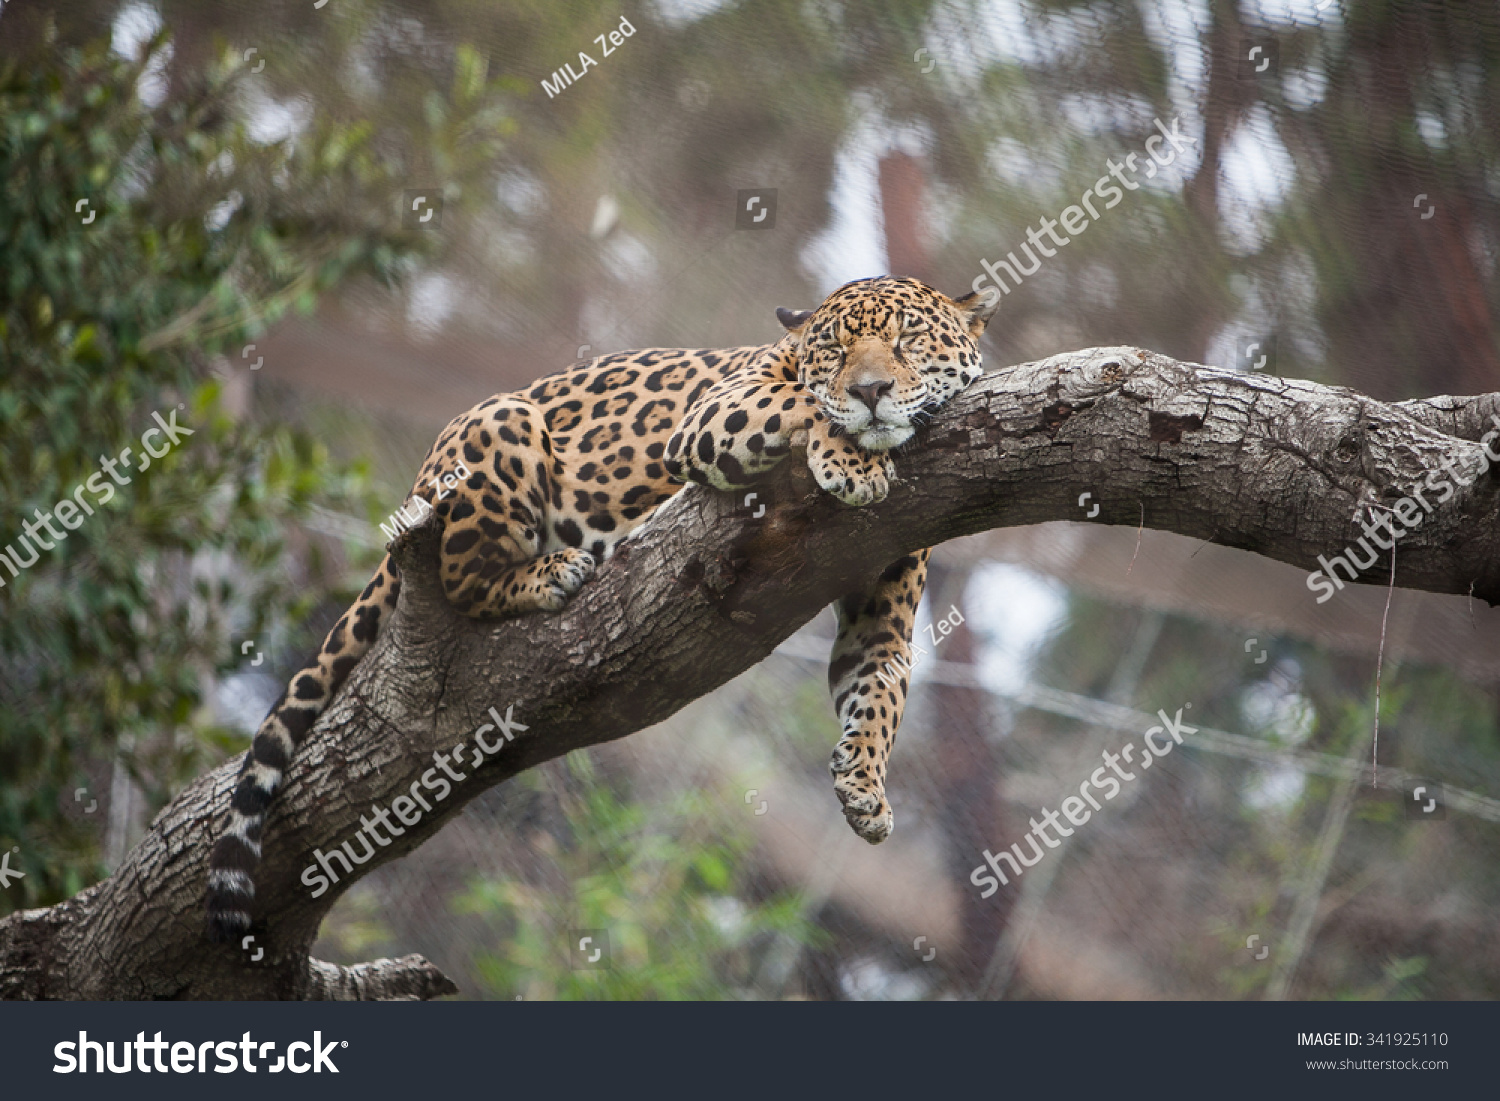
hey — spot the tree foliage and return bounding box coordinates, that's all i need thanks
[453,756,817,1000]
[0,30,511,910]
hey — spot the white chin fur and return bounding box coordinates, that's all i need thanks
[857,424,914,451]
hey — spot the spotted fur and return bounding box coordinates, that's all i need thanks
[205,276,998,942]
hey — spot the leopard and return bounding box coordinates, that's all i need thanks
[206,275,998,943]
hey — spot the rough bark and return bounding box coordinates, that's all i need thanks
[2,345,1497,999]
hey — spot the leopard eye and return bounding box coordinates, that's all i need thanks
[894,327,927,353]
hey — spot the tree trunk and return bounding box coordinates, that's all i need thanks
[2,346,1497,998]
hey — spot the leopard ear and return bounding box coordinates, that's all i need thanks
[776,307,813,334]
[950,289,1000,338]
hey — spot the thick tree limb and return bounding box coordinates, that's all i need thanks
[2,346,1496,999]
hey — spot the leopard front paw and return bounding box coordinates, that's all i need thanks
[539,548,597,611]
[829,742,893,843]
[811,450,894,507]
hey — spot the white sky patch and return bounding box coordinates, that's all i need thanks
[1205,325,1246,374]
[923,173,963,258]
[1209,253,1328,374]
[246,92,312,145]
[205,190,243,232]
[840,955,931,1001]
[1139,0,1210,110]
[215,672,281,735]
[1253,0,1345,27]
[1055,92,1159,138]
[985,135,1062,194]
[601,231,656,282]
[802,96,890,294]
[1244,763,1306,810]
[590,194,621,239]
[496,170,546,218]
[965,562,1069,695]
[1415,110,1448,150]
[1217,105,1296,253]
[1075,261,1121,312]
[112,2,170,107]
[1238,662,1315,810]
[1282,63,1330,111]
[407,272,458,336]
[1207,272,1283,372]
[1133,123,1202,192]
[651,0,734,29]
[347,41,382,100]
[918,2,992,85]
[111,1,160,59]
[1240,679,1315,746]
[968,0,1076,68]
[703,895,747,939]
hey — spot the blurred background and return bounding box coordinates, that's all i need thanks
[2,0,1498,999]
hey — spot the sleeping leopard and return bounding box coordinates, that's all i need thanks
[206,275,998,942]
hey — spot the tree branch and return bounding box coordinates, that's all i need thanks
[3,346,1496,998]
[1394,391,1500,442]
[304,955,460,1001]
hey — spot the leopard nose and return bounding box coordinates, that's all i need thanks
[848,379,893,414]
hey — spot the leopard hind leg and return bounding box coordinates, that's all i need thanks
[825,550,930,843]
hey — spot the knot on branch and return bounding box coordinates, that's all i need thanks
[386,495,451,624]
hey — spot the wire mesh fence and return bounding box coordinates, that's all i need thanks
[4,0,1498,1000]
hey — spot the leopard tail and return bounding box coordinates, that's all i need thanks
[205,553,401,943]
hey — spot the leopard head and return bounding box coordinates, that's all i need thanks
[776,276,998,452]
